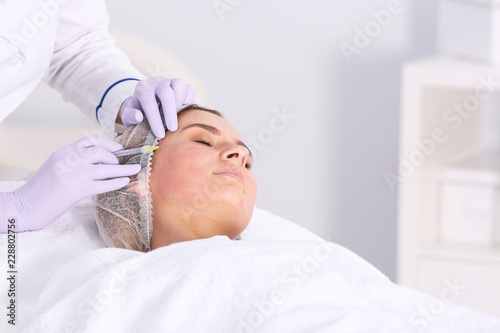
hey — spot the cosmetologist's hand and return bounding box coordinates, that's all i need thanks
[119,77,196,138]
[0,136,140,232]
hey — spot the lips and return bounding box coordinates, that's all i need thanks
[213,167,244,185]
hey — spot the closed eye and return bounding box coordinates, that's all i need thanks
[195,140,212,146]
[195,139,253,170]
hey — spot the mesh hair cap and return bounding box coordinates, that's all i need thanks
[93,120,158,252]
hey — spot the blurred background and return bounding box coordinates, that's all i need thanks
[0,0,439,281]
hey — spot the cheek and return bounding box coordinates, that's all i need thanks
[246,173,258,203]
[246,174,258,213]
[152,145,210,203]
[216,172,257,215]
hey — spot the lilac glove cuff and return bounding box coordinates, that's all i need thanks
[0,190,27,233]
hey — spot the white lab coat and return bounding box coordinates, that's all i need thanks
[0,0,145,136]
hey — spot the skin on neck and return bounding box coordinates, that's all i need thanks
[151,201,234,250]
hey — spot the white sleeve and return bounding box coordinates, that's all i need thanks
[42,0,146,137]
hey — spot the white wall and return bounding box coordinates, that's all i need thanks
[3,0,438,281]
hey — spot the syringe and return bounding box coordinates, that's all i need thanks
[113,145,159,158]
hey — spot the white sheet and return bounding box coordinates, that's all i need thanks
[0,182,106,333]
[23,236,500,333]
[0,181,322,332]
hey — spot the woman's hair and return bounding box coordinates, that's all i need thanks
[93,104,224,252]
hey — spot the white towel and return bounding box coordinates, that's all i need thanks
[23,236,500,333]
[241,207,322,242]
[0,182,106,332]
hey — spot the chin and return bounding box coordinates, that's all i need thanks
[208,201,252,236]
[225,216,251,239]
[216,188,251,209]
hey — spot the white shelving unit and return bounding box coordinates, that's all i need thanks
[398,55,500,318]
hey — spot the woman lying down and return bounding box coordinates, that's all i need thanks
[25,105,500,332]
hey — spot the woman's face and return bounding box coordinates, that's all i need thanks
[149,109,257,248]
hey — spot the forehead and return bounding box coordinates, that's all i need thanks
[177,109,241,139]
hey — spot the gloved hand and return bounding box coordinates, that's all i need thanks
[0,136,141,233]
[120,77,196,139]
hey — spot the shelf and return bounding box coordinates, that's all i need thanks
[397,54,500,288]
[419,242,500,265]
[441,153,500,185]
[398,47,500,318]
[403,55,500,89]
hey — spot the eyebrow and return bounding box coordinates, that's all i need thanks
[181,123,253,161]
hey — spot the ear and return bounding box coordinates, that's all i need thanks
[126,181,150,196]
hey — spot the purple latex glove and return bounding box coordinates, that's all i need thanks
[0,136,141,233]
[120,77,196,139]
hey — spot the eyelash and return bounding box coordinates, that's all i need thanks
[194,140,253,170]
[195,139,212,146]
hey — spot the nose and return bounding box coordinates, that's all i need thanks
[221,144,249,168]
